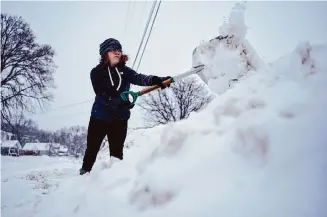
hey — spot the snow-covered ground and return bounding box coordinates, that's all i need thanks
[2,2,327,217]
[1,156,81,217]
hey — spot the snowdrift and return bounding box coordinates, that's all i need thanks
[2,2,327,217]
[27,40,327,217]
[192,2,265,94]
[122,40,327,216]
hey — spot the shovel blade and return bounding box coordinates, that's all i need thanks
[193,64,209,84]
[173,64,207,83]
[197,70,209,84]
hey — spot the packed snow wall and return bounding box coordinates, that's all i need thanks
[192,2,265,94]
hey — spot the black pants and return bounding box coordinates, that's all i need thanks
[81,117,128,172]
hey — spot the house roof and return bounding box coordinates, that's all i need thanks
[23,143,50,151]
[1,140,22,149]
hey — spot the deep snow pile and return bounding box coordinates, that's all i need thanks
[124,41,327,216]
[2,2,327,217]
[192,2,265,94]
[24,41,327,217]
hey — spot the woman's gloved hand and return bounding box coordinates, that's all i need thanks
[119,100,135,109]
[151,76,172,89]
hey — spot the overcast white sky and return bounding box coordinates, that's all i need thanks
[2,1,327,131]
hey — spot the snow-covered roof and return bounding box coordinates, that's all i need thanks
[23,143,50,151]
[1,140,22,149]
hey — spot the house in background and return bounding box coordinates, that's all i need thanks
[1,140,22,156]
[1,130,21,156]
[22,143,51,156]
[1,130,68,157]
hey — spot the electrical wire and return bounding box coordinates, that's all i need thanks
[132,0,157,69]
[136,0,161,71]
[36,99,93,115]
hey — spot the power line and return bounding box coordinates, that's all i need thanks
[35,110,90,118]
[132,0,157,69]
[37,99,93,115]
[136,0,161,71]
[58,100,93,109]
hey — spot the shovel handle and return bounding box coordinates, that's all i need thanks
[139,78,174,95]
[120,78,174,104]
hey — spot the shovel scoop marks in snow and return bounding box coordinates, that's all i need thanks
[120,64,207,105]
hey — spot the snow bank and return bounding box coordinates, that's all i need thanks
[128,41,327,216]
[14,41,325,217]
[192,2,265,94]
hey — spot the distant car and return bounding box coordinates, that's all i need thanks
[9,149,19,157]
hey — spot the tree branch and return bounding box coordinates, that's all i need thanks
[139,76,214,127]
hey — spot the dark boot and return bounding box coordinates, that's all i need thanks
[79,168,90,175]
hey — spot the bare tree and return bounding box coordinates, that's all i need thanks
[138,76,214,127]
[67,126,87,156]
[1,13,56,126]
[1,113,40,145]
[53,128,70,148]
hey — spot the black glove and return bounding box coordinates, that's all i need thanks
[151,76,172,89]
[119,100,135,109]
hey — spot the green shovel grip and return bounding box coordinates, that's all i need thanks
[120,77,175,104]
[120,91,140,104]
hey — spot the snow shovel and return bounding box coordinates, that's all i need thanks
[120,64,207,105]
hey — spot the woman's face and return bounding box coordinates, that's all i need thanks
[107,50,122,66]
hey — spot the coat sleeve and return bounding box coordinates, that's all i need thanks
[124,66,153,86]
[90,67,98,94]
[90,65,107,95]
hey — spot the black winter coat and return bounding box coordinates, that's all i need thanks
[90,62,154,122]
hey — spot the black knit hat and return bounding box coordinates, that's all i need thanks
[99,38,122,56]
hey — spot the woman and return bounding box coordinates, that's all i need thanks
[79,38,171,175]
